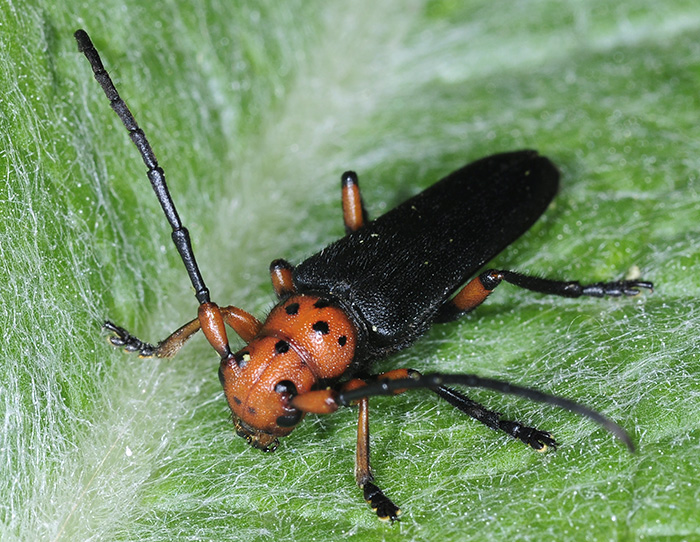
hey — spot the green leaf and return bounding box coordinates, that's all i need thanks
[2,1,699,541]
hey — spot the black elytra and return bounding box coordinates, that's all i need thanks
[294,152,557,362]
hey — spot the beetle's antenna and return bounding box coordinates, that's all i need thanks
[74,29,211,306]
[338,372,635,452]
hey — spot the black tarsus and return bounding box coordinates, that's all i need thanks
[103,321,158,357]
[74,29,210,306]
[481,270,653,298]
[338,372,635,452]
[363,482,401,522]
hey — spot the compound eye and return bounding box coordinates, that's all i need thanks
[276,408,303,428]
[234,350,250,368]
[275,380,298,397]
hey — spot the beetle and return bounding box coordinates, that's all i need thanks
[75,29,652,521]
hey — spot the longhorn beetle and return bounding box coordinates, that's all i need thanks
[75,29,652,521]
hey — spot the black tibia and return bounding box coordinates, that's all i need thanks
[480,270,653,298]
[437,268,653,323]
[104,318,201,358]
[433,385,557,451]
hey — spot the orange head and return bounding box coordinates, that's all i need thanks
[219,294,357,451]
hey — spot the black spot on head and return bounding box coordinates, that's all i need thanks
[313,298,331,309]
[233,396,242,405]
[312,321,330,334]
[338,335,347,347]
[274,340,290,354]
[285,302,300,315]
[247,407,256,415]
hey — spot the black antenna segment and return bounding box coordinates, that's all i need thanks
[74,29,211,306]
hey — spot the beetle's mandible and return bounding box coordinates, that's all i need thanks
[75,29,653,521]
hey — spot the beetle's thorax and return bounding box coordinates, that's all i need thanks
[219,294,357,451]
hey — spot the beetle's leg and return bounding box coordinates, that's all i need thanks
[104,319,201,358]
[289,377,400,521]
[434,274,494,322]
[355,395,401,522]
[104,305,234,360]
[480,270,653,299]
[269,259,296,298]
[357,369,556,451]
[104,305,261,358]
[341,171,368,233]
[296,371,634,452]
[430,377,557,451]
[220,305,263,342]
[436,269,653,322]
